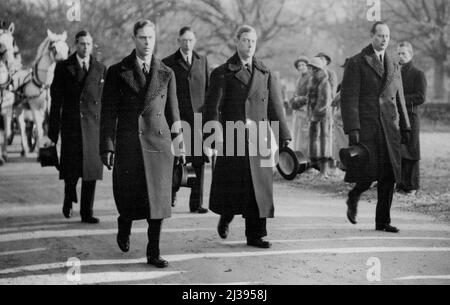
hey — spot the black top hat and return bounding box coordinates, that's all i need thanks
[339,143,370,170]
[39,146,59,170]
[173,162,197,191]
[276,146,310,180]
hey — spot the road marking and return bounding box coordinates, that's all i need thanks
[0,271,183,285]
[0,248,47,256]
[394,275,450,281]
[1,224,450,243]
[222,237,450,245]
[1,247,449,275]
[0,224,69,234]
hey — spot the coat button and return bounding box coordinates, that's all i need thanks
[80,113,84,118]
[161,94,165,98]
[139,130,143,135]
[157,112,161,117]
[159,130,163,135]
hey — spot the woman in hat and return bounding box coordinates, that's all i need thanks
[307,57,333,177]
[289,56,311,156]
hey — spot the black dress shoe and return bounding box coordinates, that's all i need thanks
[217,217,230,239]
[247,238,272,249]
[191,207,209,214]
[346,196,359,225]
[376,224,400,233]
[117,234,130,253]
[62,201,73,219]
[81,216,100,224]
[147,256,169,268]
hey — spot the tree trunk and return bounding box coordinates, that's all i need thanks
[434,59,446,100]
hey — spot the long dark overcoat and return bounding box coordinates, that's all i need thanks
[49,53,106,181]
[341,45,411,183]
[162,50,209,163]
[400,61,427,161]
[100,50,181,220]
[203,53,291,218]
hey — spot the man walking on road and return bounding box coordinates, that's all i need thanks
[341,22,411,233]
[203,25,291,248]
[100,20,184,268]
[163,26,209,213]
[397,41,427,196]
[49,31,106,223]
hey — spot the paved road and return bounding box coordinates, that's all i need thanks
[0,151,449,285]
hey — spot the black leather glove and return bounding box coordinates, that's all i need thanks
[101,152,115,170]
[401,130,411,145]
[348,130,360,146]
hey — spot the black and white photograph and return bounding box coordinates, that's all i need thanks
[0,0,449,290]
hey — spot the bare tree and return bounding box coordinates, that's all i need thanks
[384,0,450,100]
[179,0,317,60]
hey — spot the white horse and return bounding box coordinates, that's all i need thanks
[0,23,16,164]
[12,29,69,158]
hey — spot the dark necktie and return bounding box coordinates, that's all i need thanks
[245,63,252,75]
[142,63,148,76]
[82,61,88,73]
[379,54,383,65]
[186,56,191,66]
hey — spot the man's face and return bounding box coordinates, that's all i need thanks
[76,35,93,59]
[133,26,156,57]
[398,46,413,65]
[371,24,390,52]
[297,61,308,74]
[236,31,257,60]
[178,30,196,53]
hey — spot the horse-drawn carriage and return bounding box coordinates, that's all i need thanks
[0,20,69,165]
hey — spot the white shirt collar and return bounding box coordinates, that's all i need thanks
[76,53,89,70]
[238,54,252,68]
[372,45,386,61]
[136,54,152,69]
[180,49,192,63]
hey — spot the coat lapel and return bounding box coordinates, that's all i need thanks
[141,58,172,115]
[363,45,384,79]
[80,57,103,96]
[380,53,396,94]
[176,50,191,72]
[227,53,251,87]
[247,58,269,100]
[66,53,80,81]
[119,50,147,96]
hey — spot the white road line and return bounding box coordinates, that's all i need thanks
[0,248,47,256]
[1,247,449,275]
[1,224,450,243]
[0,224,69,234]
[0,271,183,285]
[394,275,450,281]
[222,237,450,245]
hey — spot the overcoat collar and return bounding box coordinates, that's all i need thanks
[226,52,269,100]
[119,50,172,114]
[67,53,102,84]
[362,44,395,93]
[175,49,200,72]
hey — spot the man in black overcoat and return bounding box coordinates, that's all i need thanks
[163,26,209,213]
[49,31,106,223]
[100,20,184,268]
[397,41,427,195]
[203,25,291,248]
[341,22,411,233]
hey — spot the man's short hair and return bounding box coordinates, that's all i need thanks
[179,26,195,37]
[75,30,91,43]
[236,25,257,40]
[398,41,414,56]
[370,21,389,35]
[133,19,155,36]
